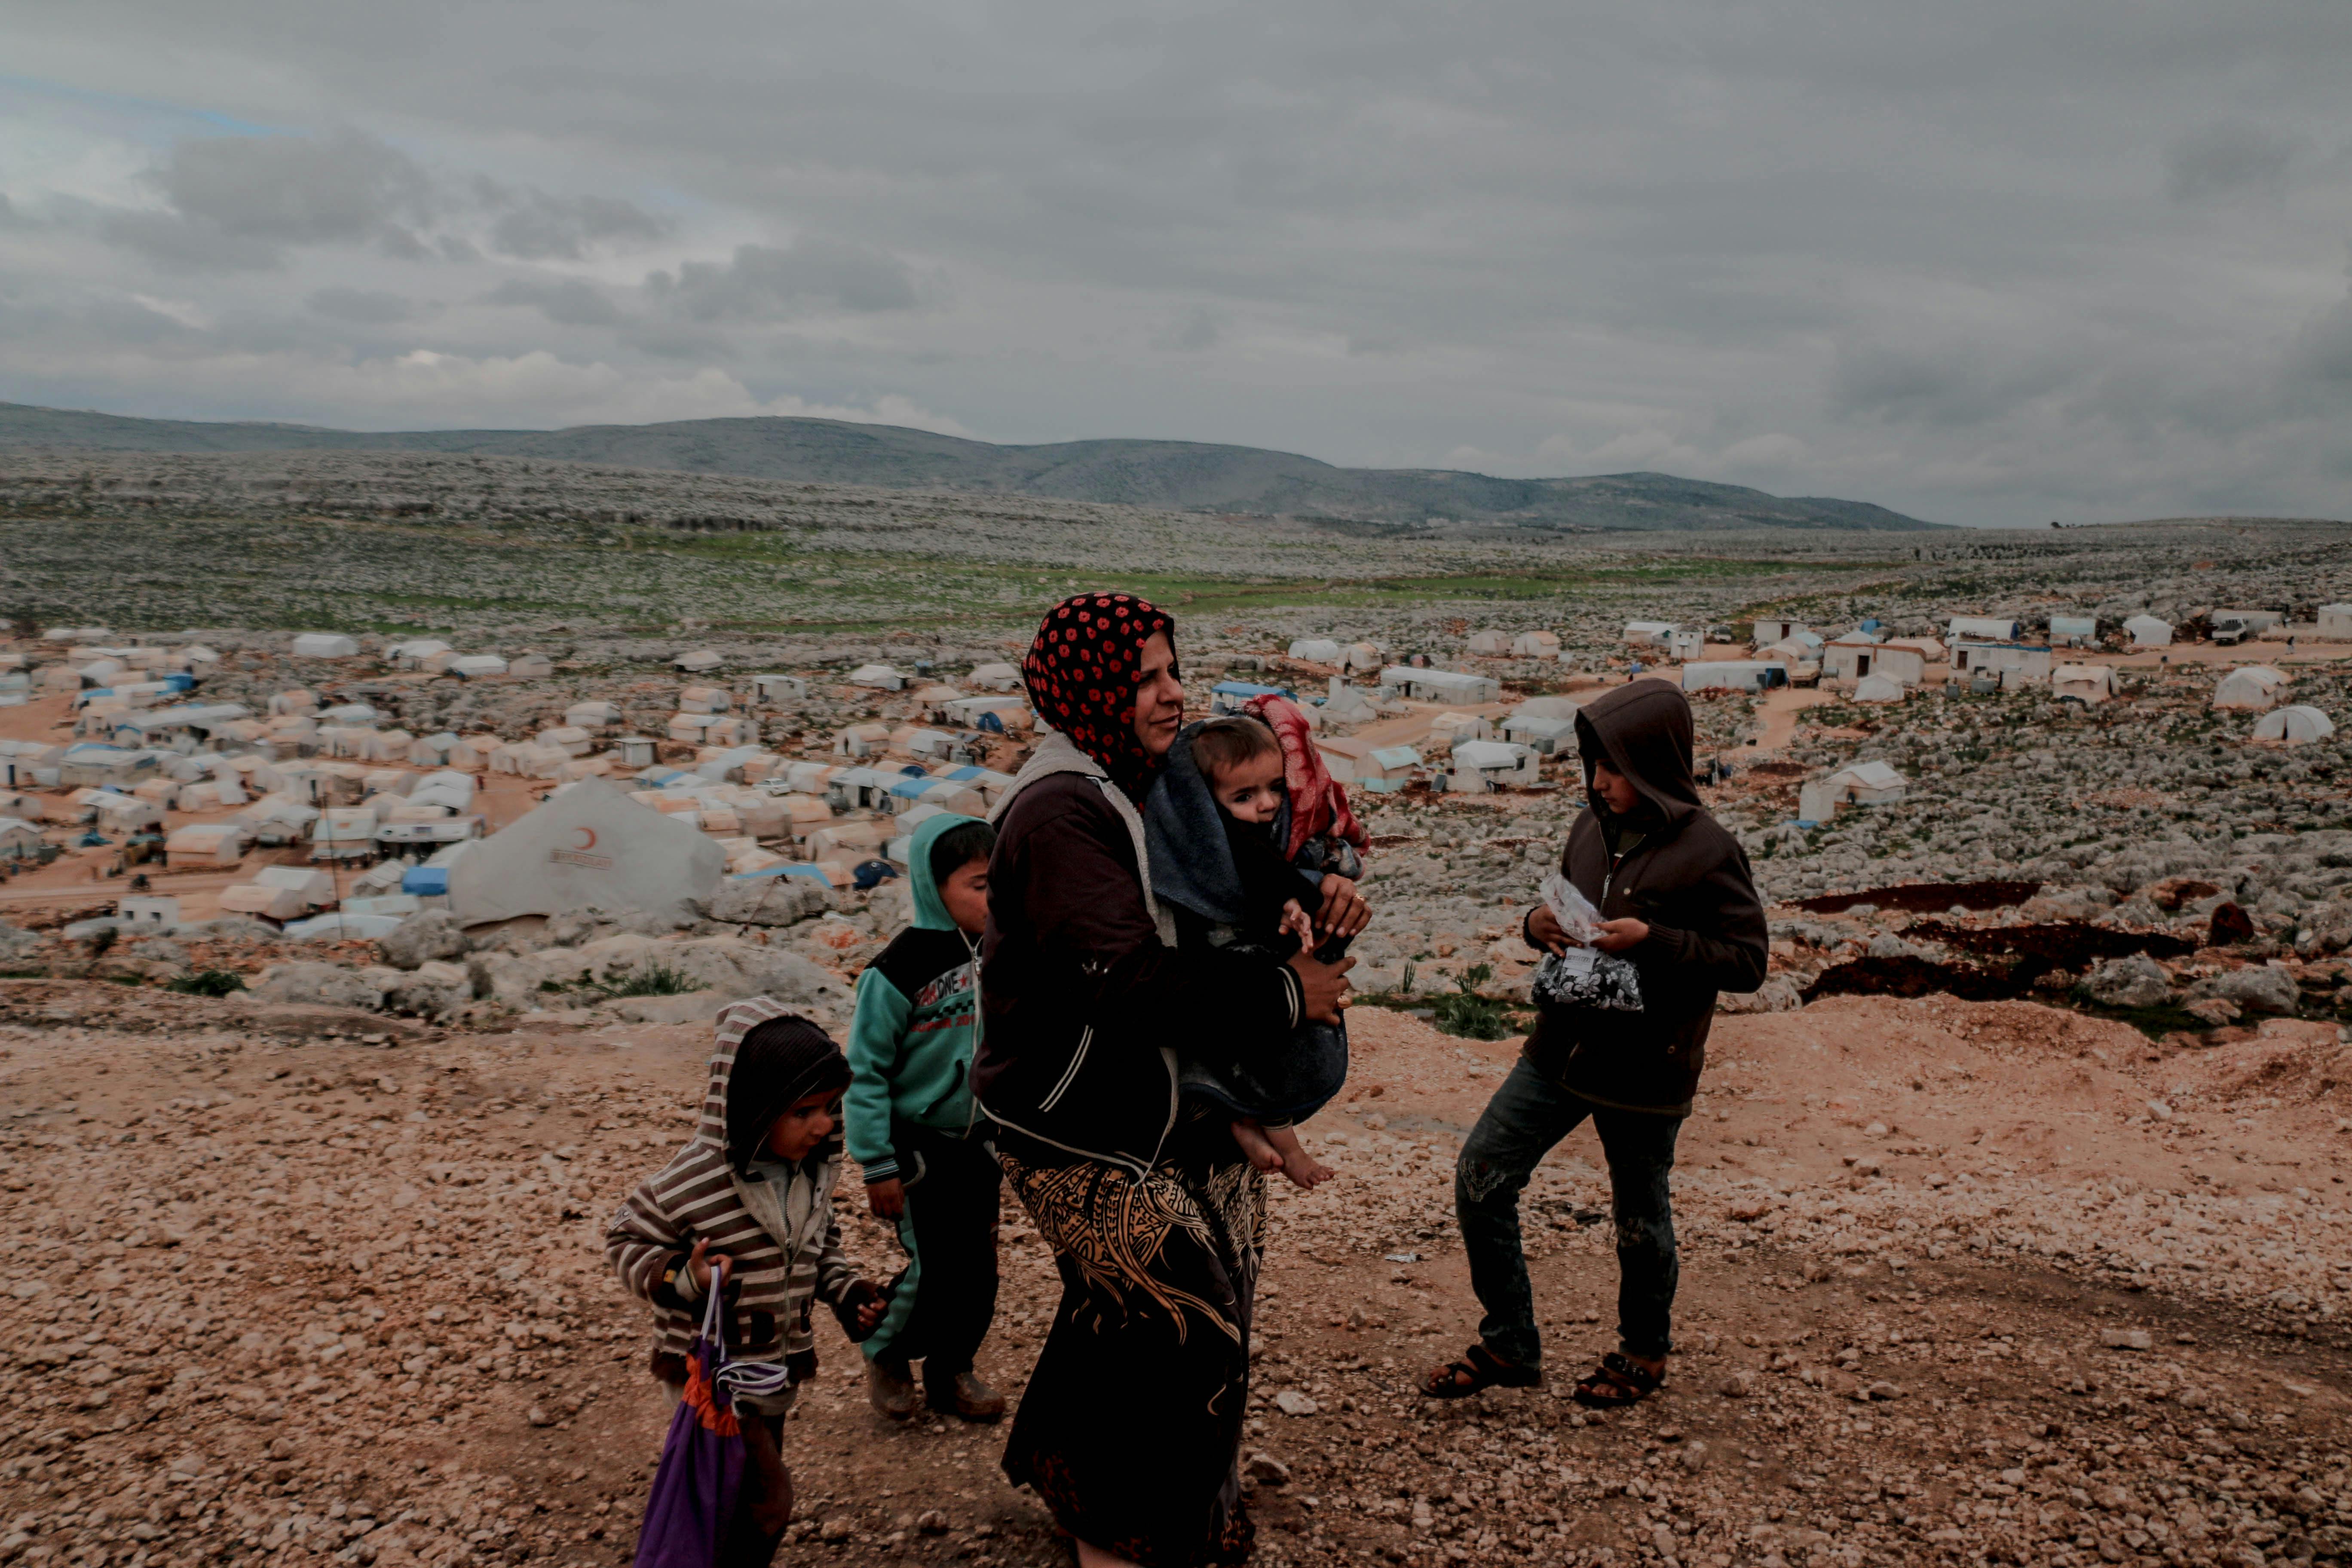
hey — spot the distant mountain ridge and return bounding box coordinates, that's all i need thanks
[0,401,1945,531]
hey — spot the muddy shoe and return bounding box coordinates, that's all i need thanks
[931,1370,1007,1422]
[867,1357,916,1420]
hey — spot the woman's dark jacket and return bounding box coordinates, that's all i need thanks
[974,734,1304,1175]
[1522,679,1768,1116]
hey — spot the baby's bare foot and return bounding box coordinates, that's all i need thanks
[1230,1118,1286,1174]
[1280,1149,1335,1190]
[1261,1123,1334,1189]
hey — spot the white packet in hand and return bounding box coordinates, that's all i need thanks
[1539,871,1603,946]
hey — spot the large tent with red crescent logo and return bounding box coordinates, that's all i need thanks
[445,777,725,928]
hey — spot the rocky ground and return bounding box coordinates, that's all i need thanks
[2,982,2348,1568]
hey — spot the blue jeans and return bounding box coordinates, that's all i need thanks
[1455,1057,1684,1367]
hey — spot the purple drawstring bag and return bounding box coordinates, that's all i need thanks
[634,1259,795,1568]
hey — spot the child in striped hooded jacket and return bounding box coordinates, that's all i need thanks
[607,999,887,1556]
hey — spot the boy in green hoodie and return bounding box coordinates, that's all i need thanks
[845,812,1005,1423]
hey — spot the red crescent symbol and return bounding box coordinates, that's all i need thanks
[573,827,597,850]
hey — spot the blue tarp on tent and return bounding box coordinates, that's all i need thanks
[402,866,450,896]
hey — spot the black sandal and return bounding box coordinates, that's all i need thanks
[1421,1343,1540,1400]
[1572,1351,1663,1408]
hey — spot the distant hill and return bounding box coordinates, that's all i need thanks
[0,401,1945,531]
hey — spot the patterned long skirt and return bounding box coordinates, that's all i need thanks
[996,1125,1267,1567]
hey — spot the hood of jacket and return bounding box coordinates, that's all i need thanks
[1140,717,1253,927]
[1575,678,1701,833]
[904,809,978,933]
[692,995,805,1151]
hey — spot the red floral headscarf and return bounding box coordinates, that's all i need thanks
[1022,592,1178,801]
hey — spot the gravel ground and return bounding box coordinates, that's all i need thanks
[3,985,2347,1568]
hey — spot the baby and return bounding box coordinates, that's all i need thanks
[1149,711,1370,1188]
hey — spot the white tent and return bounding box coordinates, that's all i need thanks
[292,633,359,659]
[254,865,337,908]
[672,649,725,673]
[2253,705,2333,745]
[1825,761,1907,803]
[448,654,508,679]
[1947,616,2019,643]
[2123,615,2172,648]
[967,662,1021,691]
[507,652,554,680]
[218,882,304,921]
[1287,638,1343,662]
[848,663,906,690]
[2214,665,2288,711]
[1852,673,1907,704]
[1510,631,1561,658]
[387,639,453,668]
[165,822,249,867]
[2052,664,2116,705]
[1465,631,1511,655]
[446,777,725,926]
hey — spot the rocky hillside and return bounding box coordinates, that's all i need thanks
[0,402,1942,533]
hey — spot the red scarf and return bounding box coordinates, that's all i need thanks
[1242,694,1366,861]
[1021,592,1177,801]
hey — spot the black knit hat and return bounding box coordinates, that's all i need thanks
[724,1014,851,1171]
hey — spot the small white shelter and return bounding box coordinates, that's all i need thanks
[0,818,41,859]
[1378,666,1499,704]
[1751,618,1807,646]
[848,663,906,691]
[2252,706,2332,744]
[446,777,725,926]
[2318,604,2352,641]
[1852,673,1906,704]
[1825,761,1908,803]
[754,674,807,703]
[254,865,337,910]
[1622,621,1678,649]
[387,639,453,668]
[507,652,554,680]
[1465,631,1511,656]
[1288,638,1343,662]
[1947,616,2020,643]
[2051,664,2116,705]
[672,649,725,674]
[448,654,509,679]
[2123,615,2172,648]
[967,663,1022,692]
[2048,616,2097,647]
[1447,740,1540,791]
[165,822,249,867]
[1681,661,1781,695]
[2214,665,2288,711]
[292,633,360,659]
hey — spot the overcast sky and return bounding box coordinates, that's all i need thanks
[4,0,2351,525]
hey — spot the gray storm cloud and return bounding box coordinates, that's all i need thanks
[5,0,2352,522]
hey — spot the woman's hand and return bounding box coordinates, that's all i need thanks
[1526,905,1572,955]
[1590,918,1650,953]
[866,1177,906,1222]
[1314,876,1371,940]
[1288,948,1356,1023]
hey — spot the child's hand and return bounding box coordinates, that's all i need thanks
[1314,876,1370,939]
[688,1236,721,1295]
[1589,917,1649,953]
[866,1177,906,1222]
[1527,905,1574,954]
[1278,899,1315,948]
[850,1280,887,1334]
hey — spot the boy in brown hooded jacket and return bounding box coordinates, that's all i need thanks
[1424,679,1766,1407]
